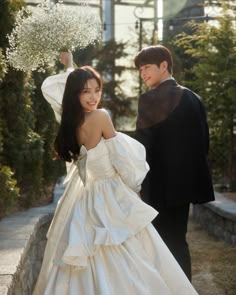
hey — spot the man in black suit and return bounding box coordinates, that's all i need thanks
[134,45,215,281]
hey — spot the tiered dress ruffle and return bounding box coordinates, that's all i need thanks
[33,133,198,295]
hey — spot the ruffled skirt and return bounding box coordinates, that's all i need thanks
[34,174,198,295]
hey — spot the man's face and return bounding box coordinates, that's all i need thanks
[139,62,167,88]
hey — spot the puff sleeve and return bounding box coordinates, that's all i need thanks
[41,68,74,123]
[105,132,149,193]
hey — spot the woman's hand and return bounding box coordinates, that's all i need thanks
[59,51,73,68]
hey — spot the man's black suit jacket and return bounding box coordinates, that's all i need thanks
[135,79,215,209]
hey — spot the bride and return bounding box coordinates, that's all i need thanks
[33,52,198,295]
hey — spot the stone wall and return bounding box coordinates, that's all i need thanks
[192,192,236,246]
[0,180,64,295]
[12,217,51,295]
[0,208,53,295]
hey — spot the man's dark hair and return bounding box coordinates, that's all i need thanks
[134,45,173,75]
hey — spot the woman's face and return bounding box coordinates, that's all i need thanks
[79,78,102,112]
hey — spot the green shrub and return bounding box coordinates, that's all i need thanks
[0,0,64,216]
[0,165,19,218]
[18,130,44,207]
[174,4,236,189]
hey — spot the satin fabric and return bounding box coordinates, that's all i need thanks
[33,133,198,295]
[35,72,198,294]
[41,68,73,123]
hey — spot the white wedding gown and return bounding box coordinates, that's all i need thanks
[33,72,198,295]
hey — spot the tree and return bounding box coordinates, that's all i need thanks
[0,0,64,213]
[174,3,236,189]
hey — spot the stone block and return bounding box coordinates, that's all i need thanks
[0,179,65,295]
[0,275,12,286]
[231,235,236,246]
[224,220,234,233]
[223,231,232,244]
[193,193,236,246]
[0,286,9,295]
[0,265,17,275]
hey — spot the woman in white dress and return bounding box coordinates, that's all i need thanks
[33,52,198,295]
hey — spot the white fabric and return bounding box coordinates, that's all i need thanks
[33,133,198,295]
[35,72,198,294]
[41,68,73,123]
[41,69,74,178]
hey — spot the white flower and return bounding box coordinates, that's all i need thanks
[6,0,102,72]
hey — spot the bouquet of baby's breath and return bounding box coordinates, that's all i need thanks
[6,0,101,72]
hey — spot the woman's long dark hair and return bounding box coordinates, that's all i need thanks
[54,66,102,162]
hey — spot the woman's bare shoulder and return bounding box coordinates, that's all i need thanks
[92,108,109,116]
[88,108,111,121]
[81,108,115,142]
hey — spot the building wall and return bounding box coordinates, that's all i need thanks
[163,0,205,39]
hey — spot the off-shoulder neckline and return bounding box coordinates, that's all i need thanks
[81,133,118,152]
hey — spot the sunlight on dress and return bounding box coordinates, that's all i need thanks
[33,133,198,295]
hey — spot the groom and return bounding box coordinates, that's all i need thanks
[134,45,215,281]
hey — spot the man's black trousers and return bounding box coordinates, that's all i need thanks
[152,204,192,281]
